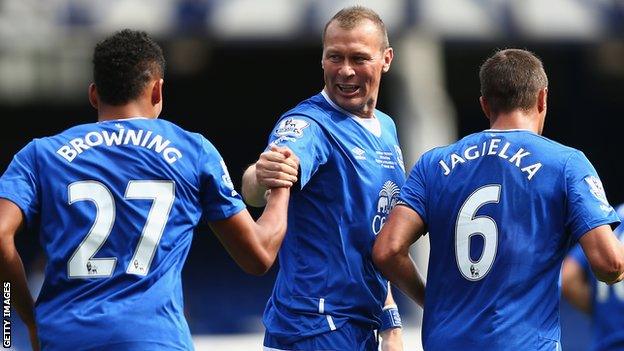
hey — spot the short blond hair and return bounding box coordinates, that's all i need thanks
[322,6,389,50]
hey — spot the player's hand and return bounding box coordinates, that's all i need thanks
[256,146,299,188]
[380,327,403,351]
[279,146,299,177]
[608,269,624,285]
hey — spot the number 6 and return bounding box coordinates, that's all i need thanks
[455,184,501,281]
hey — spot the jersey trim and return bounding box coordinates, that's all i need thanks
[483,128,535,133]
[97,116,151,123]
[326,315,337,331]
[318,298,336,330]
[320,90,382,137]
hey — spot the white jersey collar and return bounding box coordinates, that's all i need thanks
[98,117,152,123]
[484,128,534,133]
[321,90,381,137]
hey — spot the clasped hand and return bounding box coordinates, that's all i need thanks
[255,145,299,189]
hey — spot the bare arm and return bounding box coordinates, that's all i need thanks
[379,282,404,351]
[579,225,624,284]
[0,199,39,350]
[561,257,591,314]
[241,164,268,207]
[209,187,290,275]
[241,146,299,207]
[373,205,426,306]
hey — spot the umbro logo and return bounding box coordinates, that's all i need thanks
[351,146,366,160]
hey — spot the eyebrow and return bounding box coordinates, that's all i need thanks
[325,49,373,56]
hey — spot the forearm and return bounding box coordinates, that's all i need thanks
[374,205,426,307]
[0,238,36,327]
[254,187,290,265]
[379,283,404,351]
[593,244,624,284]
[605,243,624,284]
[381,254,425,307]
[241,164,268,207]
[580,225,624,284]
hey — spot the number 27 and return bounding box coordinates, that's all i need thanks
[67,180,175,279]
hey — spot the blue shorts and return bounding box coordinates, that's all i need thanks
[263,322,378,351]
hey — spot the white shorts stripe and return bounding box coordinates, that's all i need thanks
[326,315,336,331]
[319,298,325,314]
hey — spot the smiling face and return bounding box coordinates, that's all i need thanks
[322,19,393,119]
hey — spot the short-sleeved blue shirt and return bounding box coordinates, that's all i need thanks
[399,129,620,351]
[262,92,406,342]
[0,118,245,350]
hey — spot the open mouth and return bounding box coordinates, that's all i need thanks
[337,84,359,94]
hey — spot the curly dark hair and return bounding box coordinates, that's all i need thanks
[93,29,165,105]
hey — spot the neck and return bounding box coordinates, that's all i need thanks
[355,96,376,119]
[321,88,376,119]
[356,104,375,119]
[97,101,157,122]
[489,109,540,133]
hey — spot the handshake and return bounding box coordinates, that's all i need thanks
[242,145,300,207]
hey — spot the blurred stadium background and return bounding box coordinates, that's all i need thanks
[2,0,623,350]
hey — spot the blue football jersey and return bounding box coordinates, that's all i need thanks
[262,92,406,342]
[399,129,620,351]
[0,118,246,351]
[568,204,624,351]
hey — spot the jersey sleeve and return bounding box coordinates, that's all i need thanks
[267,115,331,189]
[614,203,624,237]
[398,153,428,224]
[198,138,246,222]
[564,151,620,242]
[0,140,40,226]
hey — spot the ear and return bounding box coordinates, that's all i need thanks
[88,83,98,110]
[382,47,394,73]
[479,96,491,121]
[537,87,547,114]
[151,79,163,106]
